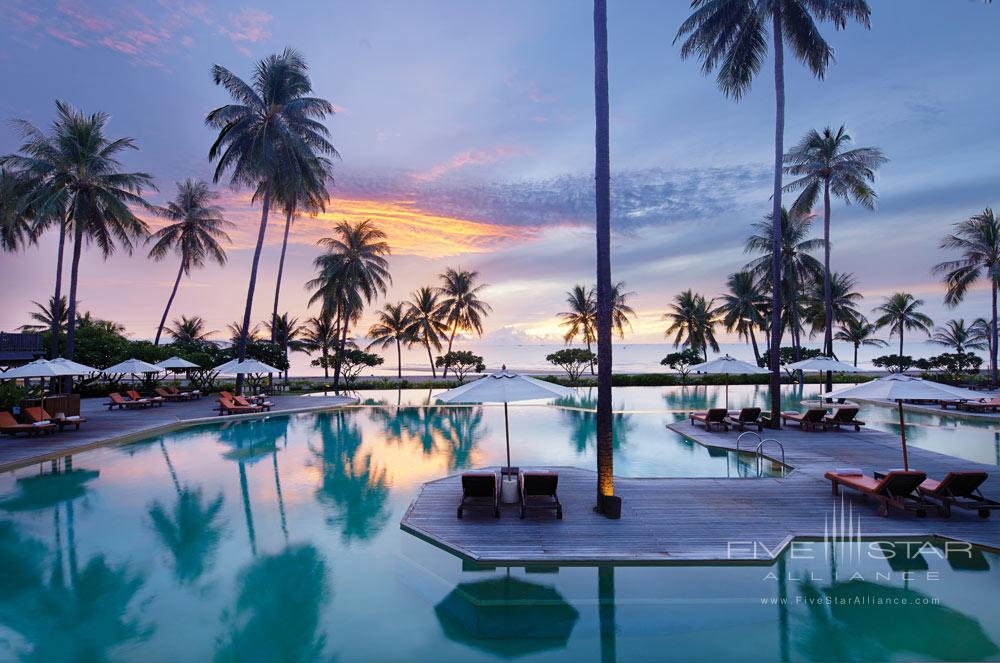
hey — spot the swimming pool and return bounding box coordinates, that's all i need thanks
[0,387,997,661]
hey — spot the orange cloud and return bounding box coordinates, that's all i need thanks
[414,145,534,182]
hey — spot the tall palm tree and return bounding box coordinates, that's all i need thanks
[19,296,70,337]
[264,313,303,382]
[206,48,336,392]
[166,315,217,344]
[147,180,234,345]
[663,290,720,360]
[717,271,767,363]
[367,302,414,379]
[307,219,391,389]
[745,207,824,361]
[227,320,261,343]
[609,281,637,339]
[405,287,448,378]
[873,292,933,358]
[0,168,41,252]
[801,271,863,340]
[3,101,155,360]
[559,284,597,373]
[970,317,994,361]
[784,125,886,387]
[295,314,339,379]
[676,0,872,424]
[934,208,1000,385]
[435,268,491,378]
[930,319,987,354]
[834,316,886,366]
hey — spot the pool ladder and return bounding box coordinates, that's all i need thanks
[735,432,787,477]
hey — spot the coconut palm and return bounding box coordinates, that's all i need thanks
[307,219,391,389]
[559,285,597,372]
[971,317,994,360]
[264,313,303,382]
[873,292,933,358]
[676,0,872,423]
[783,126,886,380]
[609,281,637,339]
[801,271,863,339]
[166,315,216,344]
[206,48,336,392]
[663,290,720,360]
[0,168,41,252]
[367,302,414,379]
[227,320,261,344]
[934,208,1000,385]
[930,319,987,354]
[19,296,70,337]
[717,272,767,363]
[147,180,234,345]
[294,314,339,379]
[3,101,155,360]
[435,268,491,378]
[405,287,448,378]
[833,316,886,366]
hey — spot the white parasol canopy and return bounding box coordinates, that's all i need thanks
[436,370,575,475]
[48,357,99,375]
[213,358,282,376]
[1,358,78,379]
[156,356,201,370]
[688,354,769,409]
[786,355,868,373]
[103,358,163,375]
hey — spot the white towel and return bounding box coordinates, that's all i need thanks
[834,468,864,476]
[32,420,51,426]
[66,415,81,421]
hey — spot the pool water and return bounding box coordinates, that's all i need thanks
[0,387,997,661]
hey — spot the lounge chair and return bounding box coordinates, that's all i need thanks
[235,395,272,411]
[824,407,866,432]
[918,471,1000,519]
[520,471,562,519]
[105,392,150,410]
[781,409,829,431]
[725,407,763,432]
[457,471,500,518]
[128,390,163,407]
[939,399,971,410]
[0,411,55,436]
[166,386,198,400]
[24,407,86,431]
[218,398,260,415]
[960,397,1000,413]
[689,408,729,432]
[155,387,185,402]
[825,469,929,517]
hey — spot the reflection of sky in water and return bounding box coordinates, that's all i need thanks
[0,391,996,660]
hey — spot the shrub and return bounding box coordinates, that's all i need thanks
[546,349,596,386]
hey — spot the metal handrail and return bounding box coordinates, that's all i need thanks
[755,439,787,477]
[735,431,762,456]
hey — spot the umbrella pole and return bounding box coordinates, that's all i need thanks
[898,399,909,471]
[725,378,729,410]
[504,401,511,474]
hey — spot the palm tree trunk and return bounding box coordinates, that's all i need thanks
[425,340,437,378]
[442,326,457,378]
[749,326,761,365]
[64,221,85,360]
[853,343,859,367]
[333,301,351,390]
[899,326,904,359]
[767,6,786,429]
[322,348,329,379]
[155,261,185,346]
[49,216,67,359]
[236,186,272,395]
[588,338,595,375]
[594,0,615,509]
[822,180,834,392]
[396,338,402,379]
[271,205,294,343]
[992,280,998,387]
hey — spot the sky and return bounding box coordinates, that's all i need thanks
[0,0,998,352]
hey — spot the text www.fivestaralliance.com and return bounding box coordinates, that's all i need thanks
[761,596,940,606]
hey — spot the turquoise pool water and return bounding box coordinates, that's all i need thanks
[0,386,998,661]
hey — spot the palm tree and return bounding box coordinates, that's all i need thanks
[930,319,987,354]
[676,0,872,424]
[227,320,261,343]
[264,313,303,382]
[0,168,41,252]
[559,284,597,373]
[873,292,933,358]
[784,126,886,385]
[295,314,339,379]
[834,316,886,366]
[19,296,70,337]
[435,268,491,378]
[147,180,234,345]
[307,219,391,389]
[801,271,863,340]
[717,272,767,363]
[206,48,336,392]
[166,315,217,344]
[663,290,720,360]
[367,302,414,379]
[609,281,637,339]
[405,287,448,378]
[971,317,994,361]
[3,101,154,360]
[934,208,1000,385]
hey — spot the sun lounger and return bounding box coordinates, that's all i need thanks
[128,390,163,407]
[167,386,198,400]
[725,407,763,432]
[689,408,729,432]
[918,471,1000,518]
[235,395,272,411]
[105,392,150,410]
[155,387,186,402]
[457,471,500,518]
[960,397,1000,413]
[823,407,866,432]
[939,399,971,410]
[520,471,562,519]
[781,409,829,431]
[825,469,929,517]
[0,411,55,436]
[218,398,260,415]
[24,407,86,431]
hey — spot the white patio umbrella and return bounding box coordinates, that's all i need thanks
[825,375,985,470]
[48,357,99,375]
[156,356,200,371]
[435,369,575,477]
[103,358,163,375]
[0,358,98,411]
[213,358,282,376]
[786,355,870,402]
[689,354,769,409]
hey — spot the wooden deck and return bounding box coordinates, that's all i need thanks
[0,392,357,471]
[400,421,1000,563]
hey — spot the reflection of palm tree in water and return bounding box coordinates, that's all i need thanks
[554,395,634,454]
[310,411,391,542]
[370,405,487,470]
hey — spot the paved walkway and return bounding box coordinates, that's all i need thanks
[401,422,1000,563]
[0,392,356,470]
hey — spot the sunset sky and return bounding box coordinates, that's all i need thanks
[1,1,998,349]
